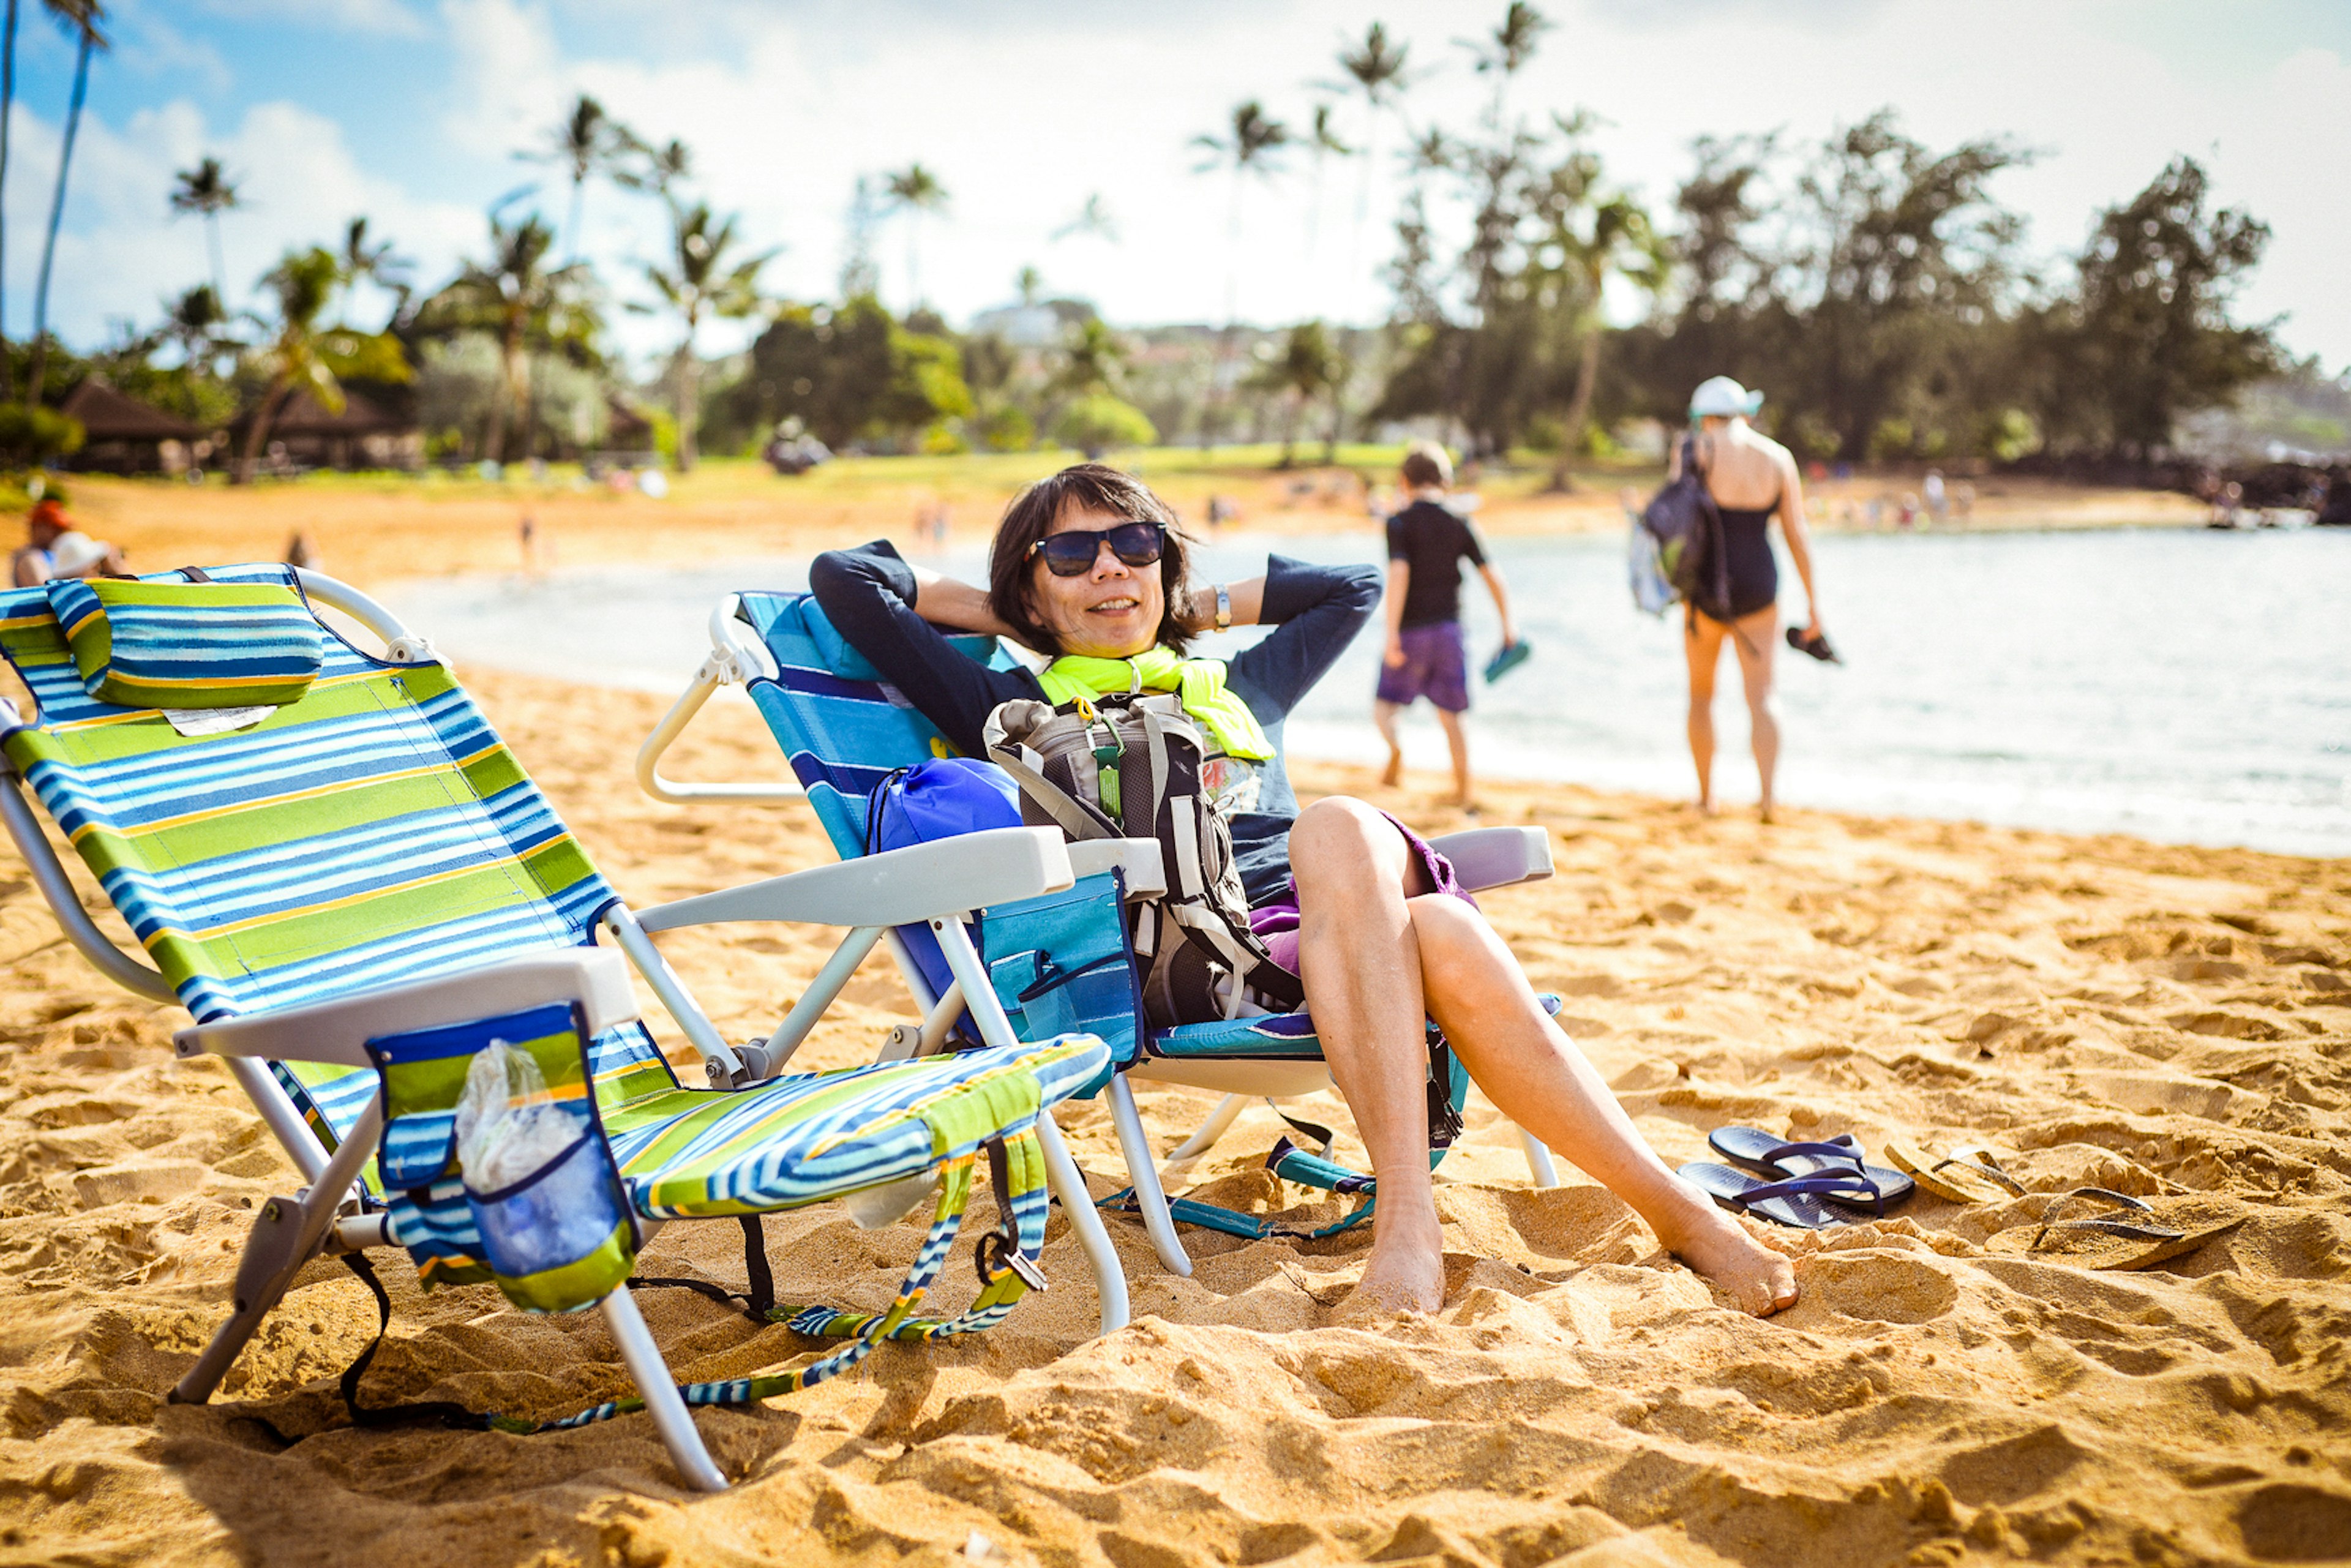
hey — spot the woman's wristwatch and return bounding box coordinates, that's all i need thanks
[1213,583,1231,632]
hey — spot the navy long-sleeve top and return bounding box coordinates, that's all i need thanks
[808,540,1381,907]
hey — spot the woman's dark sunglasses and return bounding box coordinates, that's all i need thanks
[1029,522,1165,577]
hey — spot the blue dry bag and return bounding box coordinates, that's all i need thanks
[866,758,1024,1026]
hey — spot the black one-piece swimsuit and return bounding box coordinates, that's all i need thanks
[1713,493,1780,620]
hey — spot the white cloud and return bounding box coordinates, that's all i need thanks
[4,95,478,345]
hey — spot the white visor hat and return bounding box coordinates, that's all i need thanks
[1689,376,1764,419]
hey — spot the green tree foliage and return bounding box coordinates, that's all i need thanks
[418,208,596,464]
[1429,104,2282,465]
[0,401,81,461]
[1052,394,1156,459]
[636,201,770,470]
[737,295,973,451]
[169,155,239,310]
[236,246,411,481]
[2033,157,2274,457]
[1247,320,1345,465]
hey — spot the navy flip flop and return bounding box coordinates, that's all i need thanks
[1678,1161,1883,1229]
[1706,1126,1914,1209]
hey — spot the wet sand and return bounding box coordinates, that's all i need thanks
[0,663,2344,1567]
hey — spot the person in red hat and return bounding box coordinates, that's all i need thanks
[13,497,124,587]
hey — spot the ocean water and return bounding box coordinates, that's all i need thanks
[381,523,2351,858]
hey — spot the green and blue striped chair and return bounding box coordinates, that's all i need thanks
[0,565,1126,1491]
[638,589,1565,1278]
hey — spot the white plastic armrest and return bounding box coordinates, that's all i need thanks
[636,615,800,806]
[1427,825,1554,893]
[1067,838,1166,901]
[173,948,639,1070]
[631,826,1075,934]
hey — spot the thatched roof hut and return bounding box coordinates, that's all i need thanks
[230,388,422,473]
[56,379,204,475]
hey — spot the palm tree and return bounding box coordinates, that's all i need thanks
[1461,2,1550,129]
[421,208,591,463]
[1302,103,1351,263]
[1050,316,1128,400]
[169,156,240,307]
[524,94,630,260]
[1551,190,1668,476]
[638,202,770,471]
[1051,192,1119,244]
[615,135,692,204]
[1332,22,1411,324]
[160,283,230,377]
[25,0,108,408]
[1248,320,1345,467]
[1193,101,1289,324]
[337,215,413,319]
[883,163,948,310]
[236,246,411,482]
[1,0,22,397]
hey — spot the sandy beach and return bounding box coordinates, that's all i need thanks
[0,640,2344,1564]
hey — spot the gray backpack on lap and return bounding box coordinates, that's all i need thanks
[984,692,1304,1029]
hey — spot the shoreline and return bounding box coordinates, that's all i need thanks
[50,464,2210,591]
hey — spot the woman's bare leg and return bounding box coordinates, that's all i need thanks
[1728,604,1780,819]
[1409,893,1799,1316]
[1288,797,1446,1313]
[1682,611,1726,813]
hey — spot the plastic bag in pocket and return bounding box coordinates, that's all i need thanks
[457,1040,635,1313]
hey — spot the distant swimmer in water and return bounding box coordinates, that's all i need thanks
[1669,377,1824,822]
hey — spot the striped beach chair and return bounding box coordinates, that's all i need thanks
[638,589,1565,1277]
[0,565,1129,1492]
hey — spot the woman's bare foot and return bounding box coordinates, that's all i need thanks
[1337,1217,1445,1318]
[1650,1191,1799,1316]
[1758,799,1776,825]
[1380,750,1403,788]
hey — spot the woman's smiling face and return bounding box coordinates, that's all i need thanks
[1026,501,1166,659]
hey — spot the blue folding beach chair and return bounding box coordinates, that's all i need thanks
[0,565,1132,1491]
[637,590,1565,1276]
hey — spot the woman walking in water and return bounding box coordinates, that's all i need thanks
[1671,377,1824,821]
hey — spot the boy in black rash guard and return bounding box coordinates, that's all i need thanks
[809,463,1798,1321]
[1375,442,1516,808]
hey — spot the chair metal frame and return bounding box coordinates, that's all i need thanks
[0,571,1133,1492]
[639,593,1565,1280]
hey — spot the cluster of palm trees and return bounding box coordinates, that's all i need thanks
[109,94,781,476]
[1187,6,1668,459]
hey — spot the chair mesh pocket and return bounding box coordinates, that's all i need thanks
[466,1129,636,1313]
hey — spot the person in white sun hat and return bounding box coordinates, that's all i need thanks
[1667,376,1824,822]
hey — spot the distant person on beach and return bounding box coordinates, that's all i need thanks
[809,462,1796,1319]
[1671,377,1824,822]
[12,498,124,587]
[1376,441,1517,809]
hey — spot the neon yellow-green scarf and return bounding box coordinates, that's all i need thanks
[1038,648,1274,761]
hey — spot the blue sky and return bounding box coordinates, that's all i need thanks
[11,0,2350,370]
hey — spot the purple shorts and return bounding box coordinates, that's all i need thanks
[1248,811,1475,977]
[1376,621,1470,712]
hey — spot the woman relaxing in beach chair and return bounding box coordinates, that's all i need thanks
[811,463,1798,1317]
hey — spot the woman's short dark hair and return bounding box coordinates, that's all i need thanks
[988,463,1197,655]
